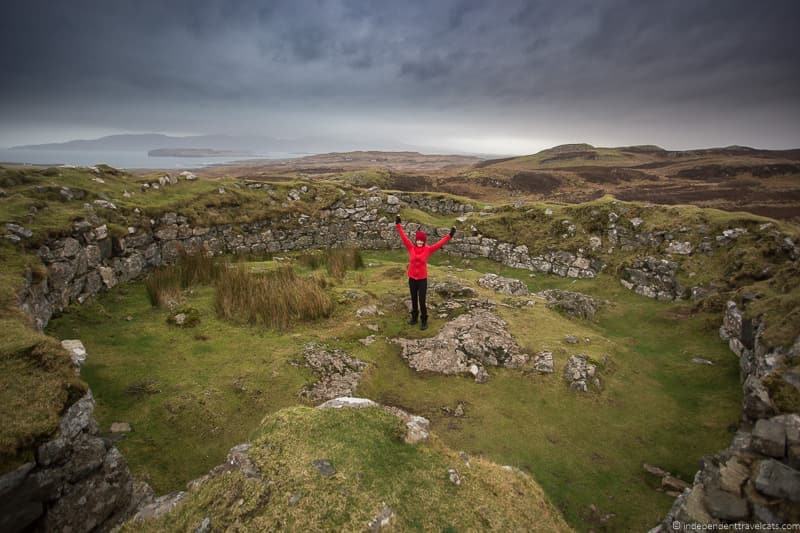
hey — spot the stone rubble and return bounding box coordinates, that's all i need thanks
[537,289,603,320]
[620,256,685,301]
[299,343,367,402]
[532,351,554,374]
[563,355,600,392]
[430,277,477,298]
[477,273,529,296]
[395,309,527,383]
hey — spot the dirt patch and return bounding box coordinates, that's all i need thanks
[508,172,562,193]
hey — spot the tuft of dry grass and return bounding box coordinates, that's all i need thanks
[298,248,364,279]
[145,249,220,307]
[144,266,182,307]
[214,265,333,330]
[325,248,364,279]
[178,249,220,287]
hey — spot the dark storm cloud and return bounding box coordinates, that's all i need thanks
[0,0,798,150]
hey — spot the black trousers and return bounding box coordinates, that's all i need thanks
[409,278,428,321]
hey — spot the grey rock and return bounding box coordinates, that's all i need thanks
[36,436,70,467]
[110,422,132,433]
[131,491,187,522]
[93,199,117,210]
[368,504,395,531]
[0,462,35,497]
[61,339,87,367]
[431,277,477,298]
[448,468,462,486]
[312,459,336,477]
[59,391,95,439]
[477,273,529,296]
[43,447,133,532]
[537,289,602,320]
[754,459,800,502]
[396,309,527,382]
[6,222,33,239]
[98,265,117,288]
[532,351,554,373]
[752,418,786,458]
[317,397,378,410]
[359,335,377,346]
[704,485,750,521]
[666,241,693,255]
[563,355,599,392]
[194,516,211,533]
[356,304,382,318]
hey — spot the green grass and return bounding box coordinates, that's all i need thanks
[47,250,740,531]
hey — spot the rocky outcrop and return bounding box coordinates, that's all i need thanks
[477,273,529,296]
[537,289,603,320]
[430,277,477,299]
[0,340,150,532]
[654,302,800,529]
[395,309,527,383]
[532,351,554,374]
[620,256,685,301]
[299,343,367,402]
[563,355,600,392]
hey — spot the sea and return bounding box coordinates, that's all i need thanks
[0,148,305,170]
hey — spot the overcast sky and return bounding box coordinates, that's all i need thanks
[1,0,799,153]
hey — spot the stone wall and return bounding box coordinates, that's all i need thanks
[0,342,146,533]
[653,302,800,529]
[8,189,799,529]
[619,256,686,301]
[18,192,603,331]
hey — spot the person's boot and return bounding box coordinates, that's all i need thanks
[408,312,418,325]
[420,317,428,330]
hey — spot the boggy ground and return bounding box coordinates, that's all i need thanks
[47,249,741,531]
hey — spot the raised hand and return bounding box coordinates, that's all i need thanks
[449,226,456,237]
[395,215,401,224]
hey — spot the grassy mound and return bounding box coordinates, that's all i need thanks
[123,405,571,532]
[0,316,86,471]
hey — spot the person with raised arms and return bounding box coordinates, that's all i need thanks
[395,215,456,330]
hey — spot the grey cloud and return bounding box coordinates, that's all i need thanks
[0,0,798,150]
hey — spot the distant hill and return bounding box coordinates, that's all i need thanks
[147,148,252,158]
[11,133,432,155]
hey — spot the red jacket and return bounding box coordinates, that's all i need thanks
[396,223,451,280]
